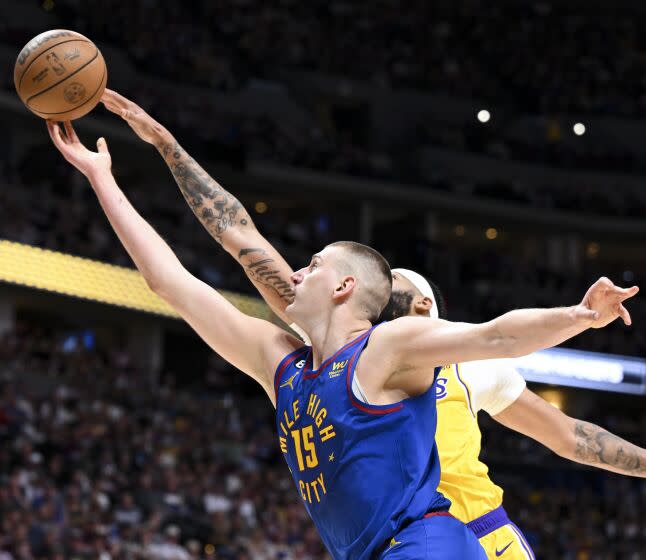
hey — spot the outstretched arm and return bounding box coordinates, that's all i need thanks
[494,388,646,477]
[100,90,295,323]
[366,279,638,397]
[46,121,300,402]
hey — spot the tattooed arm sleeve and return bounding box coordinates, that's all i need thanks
[157,138,249,245]
[154,135,295,322]
[494,388,646,477]
[571,420,646,476]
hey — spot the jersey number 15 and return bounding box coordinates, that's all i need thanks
[291,425,319,471]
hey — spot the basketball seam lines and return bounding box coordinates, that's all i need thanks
[25,48,99,105]
[34,64,107,116]
[18,39,91,90]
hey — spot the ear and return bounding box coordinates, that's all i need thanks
[332,275,356,301]
[413,296,434,317]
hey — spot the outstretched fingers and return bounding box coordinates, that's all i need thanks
[100,88,134,114]
[606,284,638,300]
[63,121,80,144]
[46,121,79,166]
[102,98,140,125]
[606,285,638,325]
[96,137,109,154]
[102,88,128,104]
[618,303,632,326]
[46,121,66,150]
[613,285,639,304]
[101,98,121,114]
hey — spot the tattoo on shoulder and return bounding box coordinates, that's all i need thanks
[161,141,251,244]
[574,420,645,474]
[239,248,294,303]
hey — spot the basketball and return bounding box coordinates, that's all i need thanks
[14,29,107,121]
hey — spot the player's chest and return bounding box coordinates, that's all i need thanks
[277,365,347,435]
[276,372,345,504]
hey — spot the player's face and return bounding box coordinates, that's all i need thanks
[287,247,341,319]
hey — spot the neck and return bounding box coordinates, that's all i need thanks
[299,310,372,369]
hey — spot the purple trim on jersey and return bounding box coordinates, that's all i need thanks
[345,326,404,415]
[468,507,535,559]
[455,363,475,417]
[302,329,372,379]
[466,505,509,538]
[509,523,536,560]
[273,347,306,396]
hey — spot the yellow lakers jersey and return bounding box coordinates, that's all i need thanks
[435,363,504,523]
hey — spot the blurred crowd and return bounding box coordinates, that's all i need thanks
[59,0,646,117]
[3,1,646,185]
[1,322,645,560]
[0,322,327,560]
[418,118,646,181]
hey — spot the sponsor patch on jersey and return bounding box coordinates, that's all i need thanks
[329,359,348,378]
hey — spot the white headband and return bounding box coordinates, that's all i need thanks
[392,268,439,319]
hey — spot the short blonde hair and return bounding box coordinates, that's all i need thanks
[328,241,392,323]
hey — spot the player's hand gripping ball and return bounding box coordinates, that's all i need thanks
[14,29,107,120]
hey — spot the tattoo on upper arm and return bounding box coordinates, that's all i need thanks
[160,141,250,243]
[239,247,294,303]
[573,420,645,474]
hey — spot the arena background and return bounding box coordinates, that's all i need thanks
[1,1,645,558]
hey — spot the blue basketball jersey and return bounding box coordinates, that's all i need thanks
[274,325,450,560]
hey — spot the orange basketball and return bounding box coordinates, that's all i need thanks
[14,29,107,121]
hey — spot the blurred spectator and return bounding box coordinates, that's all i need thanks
[1,321,645,559]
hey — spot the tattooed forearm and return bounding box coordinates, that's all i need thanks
[158,140,251,244]
[238,248,295,303]
[573,420,646,476]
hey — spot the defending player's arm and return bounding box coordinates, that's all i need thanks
[46,121,300,402]
[100,89,295,323]
[494,388,646,477]
[369,280,638,396]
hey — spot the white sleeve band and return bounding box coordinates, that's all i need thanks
[458,359,526,416]
[289,323,312,346]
